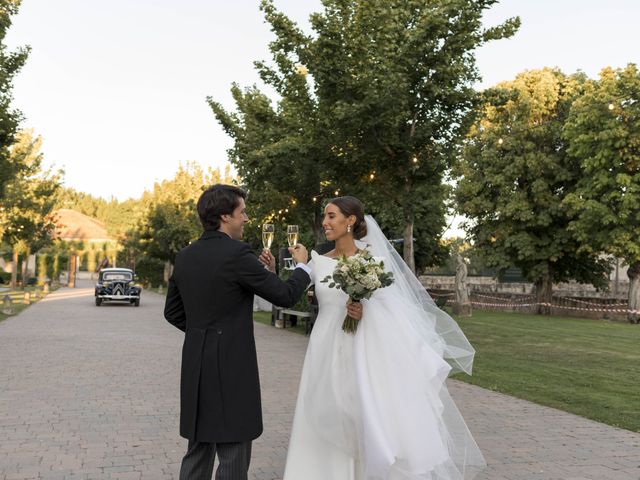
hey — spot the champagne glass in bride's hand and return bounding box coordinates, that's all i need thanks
[261,223,275,271]
[285,225,299,270]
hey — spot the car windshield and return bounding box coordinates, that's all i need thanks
[102,272,132,281]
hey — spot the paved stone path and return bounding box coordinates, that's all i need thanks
[1,284,639,480]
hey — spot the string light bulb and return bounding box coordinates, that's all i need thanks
[412,156,418,164]
[312,197,317,202]
[334,190,340,196]
[369,172,375,180]
[608,102,615,111]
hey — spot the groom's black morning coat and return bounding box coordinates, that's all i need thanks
[164,230,310,442]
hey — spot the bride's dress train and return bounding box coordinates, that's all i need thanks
[283,219,486,480]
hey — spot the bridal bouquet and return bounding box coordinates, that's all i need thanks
[321,249,394,333]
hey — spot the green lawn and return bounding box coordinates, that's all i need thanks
[451,310,640,433]
[254,311,308,336]
[0,286,57,324]
[254,309,640,433]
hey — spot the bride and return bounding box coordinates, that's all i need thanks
[270,196,486,480]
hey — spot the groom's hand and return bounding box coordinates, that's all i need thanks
[259,249,276,273]
[289,244,309,265]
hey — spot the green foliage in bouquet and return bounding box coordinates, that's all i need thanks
[321,249,394,333]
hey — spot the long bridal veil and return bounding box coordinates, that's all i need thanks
[359,215,476,375]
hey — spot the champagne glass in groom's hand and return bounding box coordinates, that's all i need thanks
[260,223,276,272]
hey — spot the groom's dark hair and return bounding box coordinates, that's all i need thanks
[197,184,247,231]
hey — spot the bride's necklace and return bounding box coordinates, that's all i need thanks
[332,246,361,258]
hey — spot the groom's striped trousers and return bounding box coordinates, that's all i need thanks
[179,439,252,480]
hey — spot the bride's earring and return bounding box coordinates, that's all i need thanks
[347,225,352,233]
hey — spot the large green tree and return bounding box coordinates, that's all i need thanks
[563,64,640,322]
[304,0,519,273]
[0,0,29,196]
[2,130,62,289]
[455,69,611,312]
[132,163,234,267]
[211,0,519,273]
[210,66,330,247]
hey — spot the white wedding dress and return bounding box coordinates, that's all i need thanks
[283,236,486,479]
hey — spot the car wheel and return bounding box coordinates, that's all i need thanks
[95,297,102,306]
[134,299,140,307]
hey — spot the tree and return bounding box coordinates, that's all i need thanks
[455,69,611,312]
[211,0,519,273]
[133,162,232,267]
[310,0,520,273]
[57,187,143,238]
[563,64,640,322]
[2,130,62,289]
[0,0,29,196]
[210,71,331,247]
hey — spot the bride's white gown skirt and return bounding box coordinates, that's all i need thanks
[283,252,486,480]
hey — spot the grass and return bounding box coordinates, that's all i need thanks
[451,310,640,433]
[254,308,640,433]
[254,311,309,336]
[0,285,59,324]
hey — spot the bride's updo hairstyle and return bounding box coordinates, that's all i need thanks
[327,196,367,240]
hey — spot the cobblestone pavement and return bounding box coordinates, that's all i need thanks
[1,284,639,480]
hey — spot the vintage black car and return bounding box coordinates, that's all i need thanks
[95,268,141,306]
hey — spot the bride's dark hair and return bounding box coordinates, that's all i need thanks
[327,196,367,239]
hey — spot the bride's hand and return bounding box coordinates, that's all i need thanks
[347,301,363,320]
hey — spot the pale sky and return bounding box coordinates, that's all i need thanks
[5,0,639,214]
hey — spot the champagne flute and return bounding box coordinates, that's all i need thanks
[262,223,275,270]
[262,223,274,249]
[286,225,299,270]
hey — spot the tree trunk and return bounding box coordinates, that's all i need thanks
[37,253,47,285]
[627,262,640,324]
[21,247,30,289]
[402,177,416,275]
[403,218,415,275]
[68,254,77,288]
[53,254,60,281]
[535,272,553,315]
[10,249,18,291]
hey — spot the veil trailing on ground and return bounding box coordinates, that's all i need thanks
[358,215,476,375]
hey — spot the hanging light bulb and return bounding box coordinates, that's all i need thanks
[369,172,375,180]
[312,197,317,202]
[608,102,615,111]
[334,190,340,196]
[498,138,504,145]
[412,156,418,164]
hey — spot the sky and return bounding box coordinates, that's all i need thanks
[4,0,640,235]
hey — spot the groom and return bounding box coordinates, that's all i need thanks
[164,184,311,480]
